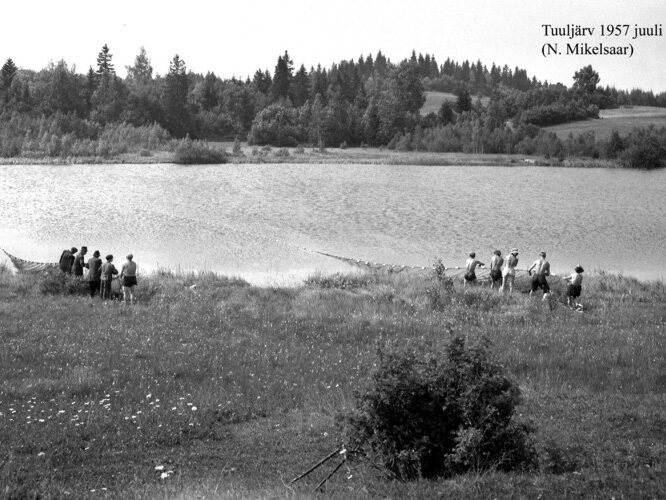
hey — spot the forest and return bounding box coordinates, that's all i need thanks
[1,46,665,167]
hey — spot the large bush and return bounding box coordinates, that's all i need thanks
[172,138,228,164]
[344,336,537,479]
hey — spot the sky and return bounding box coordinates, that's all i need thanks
[2,0,665,92]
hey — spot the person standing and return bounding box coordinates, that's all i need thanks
[87,250,103,299]
[59,247,77,274]
[100,254,118,300]
[489,250,504,290]
[120,254,138,305]
[72,246,88,278]
[501,248,519,294]
[463,252,485,287]
[564,265,585,308]
[528,251,551,298]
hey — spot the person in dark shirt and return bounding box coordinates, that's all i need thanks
[72,246,88,277]
[59,247,77,274]
[87,250,103,298]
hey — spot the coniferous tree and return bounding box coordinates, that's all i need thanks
[253,69,272,95]
[163,54,190,137]
[1,58,18,92]
[290,64,310,107]
[96,44,115,78]
[271,51,293,101]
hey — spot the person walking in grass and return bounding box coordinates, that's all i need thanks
[463,252,485,287]
[501,248,519,294]
[564,265,585,308]
[100,254,118,300]
[528,251,551,298]
[120,254,138,305]
[86,250,103,299]
[489,250,504,290]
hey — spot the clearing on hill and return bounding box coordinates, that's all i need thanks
[420,91,492,116]
[544,106,666,141]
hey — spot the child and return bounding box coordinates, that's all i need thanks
[564,265,584,308]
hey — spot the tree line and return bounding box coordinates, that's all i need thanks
[0,46,665,167]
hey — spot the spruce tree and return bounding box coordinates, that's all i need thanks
[271,50,293,101]
[1,58,18,91]
[96,44,115,77]
[163,54,190,136]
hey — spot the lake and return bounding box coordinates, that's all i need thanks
[1,163,664,285]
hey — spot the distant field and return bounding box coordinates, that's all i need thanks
[421,91,491,115]
[420,91,456,115]
[544,106,666,141]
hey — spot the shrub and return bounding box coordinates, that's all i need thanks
[344,336,537,480]
[38,269,86,296]
[173,139,228,164]
[232,138,243,155]
[304,271,376,290]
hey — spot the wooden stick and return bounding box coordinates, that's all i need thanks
[314,457,346,492]
[290,448,342,484]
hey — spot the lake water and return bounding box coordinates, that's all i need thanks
[0,163,664,285]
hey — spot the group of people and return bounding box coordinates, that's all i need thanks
[58,246,138,304]
[463,249,585,307]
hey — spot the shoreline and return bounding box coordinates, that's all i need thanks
[0,147,622,168]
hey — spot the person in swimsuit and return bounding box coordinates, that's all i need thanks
[463,252,485,287]
[489,250,504,290]
[528,251,551,298]
[501,248,519,294]
[564,265,584,307]
[120,254,138,305]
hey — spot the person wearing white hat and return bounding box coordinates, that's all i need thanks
[501,248,519,294]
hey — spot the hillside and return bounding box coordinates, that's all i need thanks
[420,91,490,115]
[544,106,666,141]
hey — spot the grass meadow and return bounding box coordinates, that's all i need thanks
[0,266,665,498]
[420,91,491,116]
[544,106,666,141]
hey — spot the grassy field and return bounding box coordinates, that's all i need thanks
[1,265,664,498]
[544,106,666,141]
[420,91,490,115]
